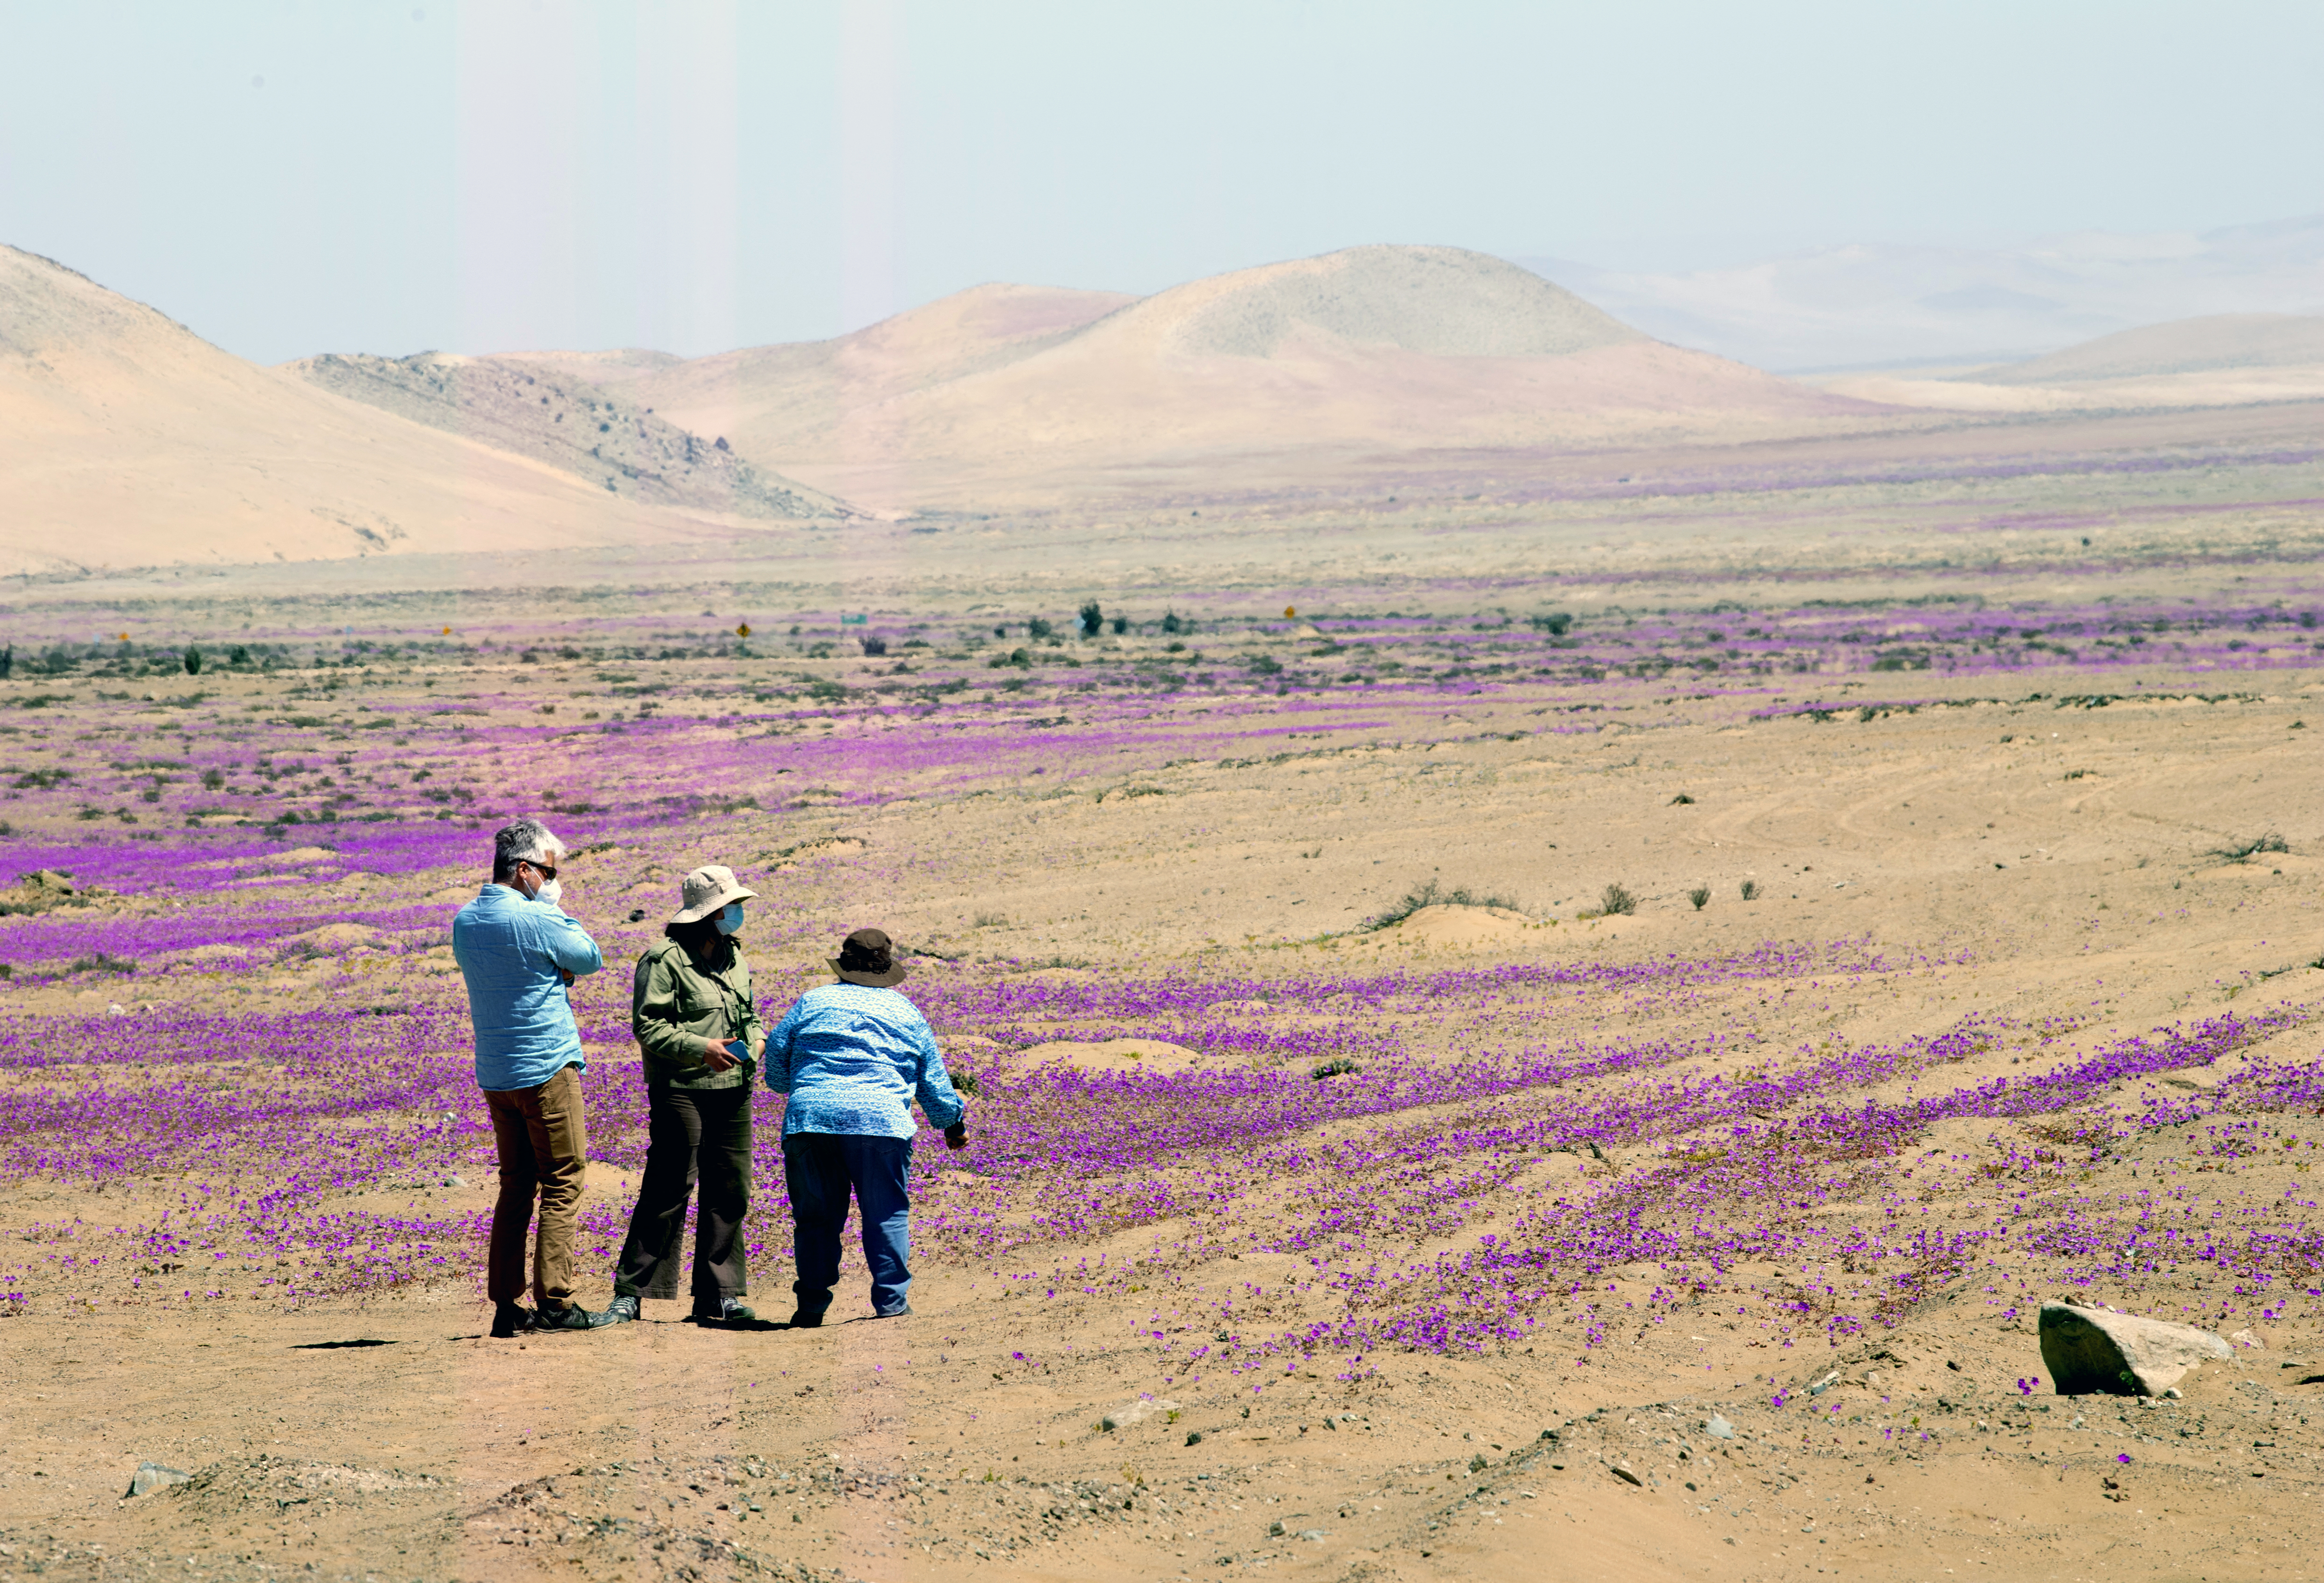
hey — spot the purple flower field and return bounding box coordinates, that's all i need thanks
[3,593,2320,1388]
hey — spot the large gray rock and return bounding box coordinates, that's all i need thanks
[126,1462,191,1497]
[2040,1300,2231,1396]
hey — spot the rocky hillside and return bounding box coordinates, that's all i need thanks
[290,352,851,519]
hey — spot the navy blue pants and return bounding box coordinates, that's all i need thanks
[783,1131,913,1317]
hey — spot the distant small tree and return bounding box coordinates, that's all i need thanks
[183,647,203,676]
[1078,601,1104,638]
[0,646,11,680]
[1161,612,1184,635]
[1026,617,1055,640]
[860,636,887,656]
[1111,616,1128,635]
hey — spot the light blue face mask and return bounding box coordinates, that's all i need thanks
[713,902,744,936]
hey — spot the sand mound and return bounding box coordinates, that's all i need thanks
[1984,313,2324,384]
[517,246,1887,511]
[1011,1038,1212,1074]
[0,245,765,573]
[1383,903,1536,948]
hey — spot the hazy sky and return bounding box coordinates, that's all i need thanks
[5,0,2319,363]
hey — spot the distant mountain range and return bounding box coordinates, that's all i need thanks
[9,233,2324,573]
[1523,213,2324,372]
[462,245,1882,512]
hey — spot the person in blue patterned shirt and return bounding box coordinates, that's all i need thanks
[761,928,967,1324]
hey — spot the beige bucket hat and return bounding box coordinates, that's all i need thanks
[668,864,759,925]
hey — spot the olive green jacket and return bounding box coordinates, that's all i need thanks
[632,938,766,1092]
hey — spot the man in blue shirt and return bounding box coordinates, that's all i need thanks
[763,928,968,1325]
[451,819,609,1337]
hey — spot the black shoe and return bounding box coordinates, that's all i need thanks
[490,1301,535,1339]
[693,1296,757,1327]
[787,1309,824,1329]
[533,1302,606,1332]
[874,1304,914,1319]
[600,1293,640,1325]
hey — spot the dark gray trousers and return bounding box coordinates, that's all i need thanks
[612,1084,752,1302]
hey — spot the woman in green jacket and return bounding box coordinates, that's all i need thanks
[601,865,766,1326]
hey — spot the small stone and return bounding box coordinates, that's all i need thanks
[106,1003,126,1017]
[2041,1301,2231,1396]
[2229,1329,2264,1350]
[1268,1520,1285,1537]
[1704,1414,1736,1440]
[1297,1529,1326,1541]
[1185,1431,1202,1447]
[1610,1461,1643,1486]
[126,1462,191,1498]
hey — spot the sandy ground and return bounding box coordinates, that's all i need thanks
[3,622,2321,1582]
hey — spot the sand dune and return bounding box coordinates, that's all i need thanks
[0,246,779,575]
[526,246,1893,510]
[1821,311,2324,414]
[1982,312,2324,383]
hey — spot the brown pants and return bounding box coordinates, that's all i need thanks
[485,1064,588,1311]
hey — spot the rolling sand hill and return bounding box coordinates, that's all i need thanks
[1982,312,2324,383]
[0,246,825,576]
[524,246,1895,511]
[1821,311,2324,414]
[287,351,849,519]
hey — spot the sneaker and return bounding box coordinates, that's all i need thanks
[693,1296,757,1327]
[533,1302,606,1332]
[874,1304,914,1319]
[787,1309,824,1329]
[600,1293,640,1326]
[490,1301,535,1339]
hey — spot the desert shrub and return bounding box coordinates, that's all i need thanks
[1026,617,1055,640]
[69,953,137,976]
[182,648,202,676]
[1530,612,1573,636]
[1311,1057,1362,1080]
[0,646,10,679]
[1670,792,1695,805]
[2212,833,2289,864]
[1161,611,1190,635]
[807,679,848,701]
[1361,878,1516,932]
[1111,616,1128,635]
[988,649,1033,669]
[1687,886,1710,910]
[1078,601,1104,638]
[1248,654,1282,675]
[1598,882,1637,916]
[1740,880,1760,900]
[860,636,887,656]
[952,1069,981,1097]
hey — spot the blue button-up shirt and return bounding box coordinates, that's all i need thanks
[762,982,965,1139]
[451,883,605,1091]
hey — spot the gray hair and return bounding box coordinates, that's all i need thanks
[491,818,564,882]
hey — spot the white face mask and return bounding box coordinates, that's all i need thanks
[533,876,563,907]
[714,902,744,935]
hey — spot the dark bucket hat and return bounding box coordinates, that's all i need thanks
[832,927,908,987]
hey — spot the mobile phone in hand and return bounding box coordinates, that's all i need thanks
[725,1040,750,1061]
